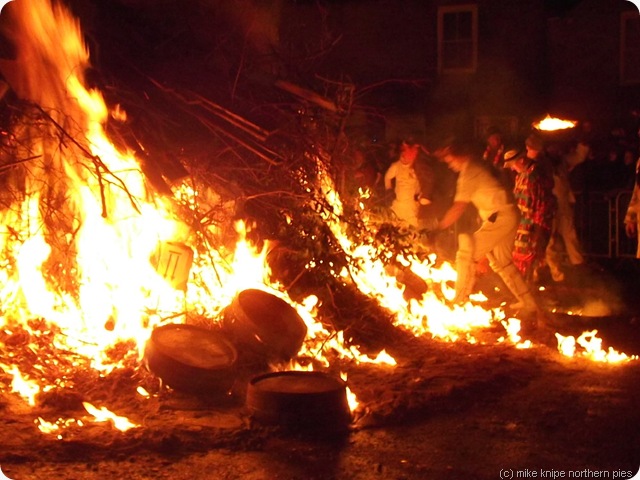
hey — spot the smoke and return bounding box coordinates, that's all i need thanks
[579,298,613,317]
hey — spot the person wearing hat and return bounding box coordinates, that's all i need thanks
[525,133,585,281]
[525,132,554,177]
[503,145,557,285]
[432,140,539,317]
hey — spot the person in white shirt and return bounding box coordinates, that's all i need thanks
[433,141,538,316]
[384,137,430,227]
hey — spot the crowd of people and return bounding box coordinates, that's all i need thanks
[343,121,640,333]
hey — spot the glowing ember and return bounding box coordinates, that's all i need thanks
[136,386,151,398]
[36,416,82,438]
[364,349,397,366]
[533,115,577,131]
[36,417,60,435]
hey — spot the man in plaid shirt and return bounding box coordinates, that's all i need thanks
[504,138,557,284]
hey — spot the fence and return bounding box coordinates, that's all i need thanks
[574,189,636,259]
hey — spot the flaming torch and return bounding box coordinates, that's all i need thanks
[533,114,578,131]
[532,114,578,146]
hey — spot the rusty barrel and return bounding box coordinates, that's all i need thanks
[144,323,238,395]
[222,289,308,364]
[246,371,352,433]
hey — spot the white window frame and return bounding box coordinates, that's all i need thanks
[620,11,640,85]
[438,4,478,74]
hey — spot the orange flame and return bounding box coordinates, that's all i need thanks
[7,365,40,406]
[36,416,82,438]
[340,372,360,412]
[82,401,139,432]
[556,331,638,363]
[1,0,192,359]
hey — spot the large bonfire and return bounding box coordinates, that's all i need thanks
[0,0,636,434]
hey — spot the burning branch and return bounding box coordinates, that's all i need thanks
[34,104,141,217]
[0,154,42,174]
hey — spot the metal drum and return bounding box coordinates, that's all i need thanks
[246,371,352,433]
[144,323,238,395]
[222,289,308,364]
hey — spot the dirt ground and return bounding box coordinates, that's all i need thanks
[1,261,640,480]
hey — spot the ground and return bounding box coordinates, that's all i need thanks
[1,260,639,480]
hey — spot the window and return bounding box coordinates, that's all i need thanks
[438,4,478,74]
[620,11,640,84]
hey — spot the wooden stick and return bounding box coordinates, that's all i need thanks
[146,77,271,142]
[275,79,338,113]
[0,154,42,173]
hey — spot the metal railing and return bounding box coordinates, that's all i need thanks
[574,189,636,259]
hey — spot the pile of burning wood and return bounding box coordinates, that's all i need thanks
[0,0,421,432]
[0,0,637,440]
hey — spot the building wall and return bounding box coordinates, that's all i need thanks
[279,0,640,143]
[547,0,640,132]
